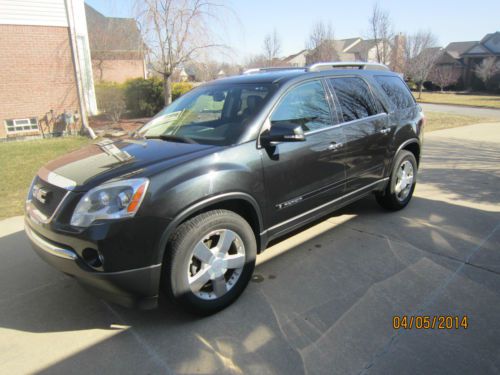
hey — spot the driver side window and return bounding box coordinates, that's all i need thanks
[270,80,333,132]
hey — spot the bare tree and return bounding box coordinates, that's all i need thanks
[305,21,336,64]
[135,0,230,105]
[183,60,241,81]
[263,29,282,66]
[404,31,440,98]
[429,64,461,91]
[245,54,269,69]
[474,57,500,90]
[368,2,393,64]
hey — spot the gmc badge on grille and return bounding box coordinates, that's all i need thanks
[33,185,49,204]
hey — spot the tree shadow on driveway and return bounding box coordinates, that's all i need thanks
[418,136,500,205]
[1,193,499,374]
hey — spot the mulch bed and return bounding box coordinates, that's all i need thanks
[89,115,151,136]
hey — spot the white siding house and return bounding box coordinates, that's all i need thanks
[0,0,97,138]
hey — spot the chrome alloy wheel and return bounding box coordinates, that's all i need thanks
[394,160,414,201]
[187,229,246,300]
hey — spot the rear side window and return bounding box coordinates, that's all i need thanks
[329,77,379,122]
[374,75,415,111]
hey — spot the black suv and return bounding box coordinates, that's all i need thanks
[25,62,424,314]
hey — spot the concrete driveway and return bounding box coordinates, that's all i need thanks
[1,123,500,374]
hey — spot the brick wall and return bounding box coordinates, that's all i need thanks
[0,24,79,138]
[92,58,144,83]
[390,34,406,74]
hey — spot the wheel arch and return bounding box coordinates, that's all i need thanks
[391,138,421,172]
[156,193,265,264]
[402,141,421,167]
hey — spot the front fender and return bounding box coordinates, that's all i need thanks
[144,142,265,263]
[154,191,264,264]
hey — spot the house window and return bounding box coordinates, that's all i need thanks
[4,118,39,133]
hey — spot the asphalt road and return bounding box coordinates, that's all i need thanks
[420,102,500,119]
[1,123,500,374]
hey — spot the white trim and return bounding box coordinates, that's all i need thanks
[4,118,39,134]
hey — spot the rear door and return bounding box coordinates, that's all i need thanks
[327,76,391,192]
[260,79,346,233]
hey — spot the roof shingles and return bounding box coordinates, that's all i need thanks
[85,4,143,60]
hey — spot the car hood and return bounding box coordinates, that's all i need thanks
[38,138,216,191]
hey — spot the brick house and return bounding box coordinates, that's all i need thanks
[0,0,97,140]
[85,4,146,83]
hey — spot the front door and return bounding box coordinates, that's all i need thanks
[260,80,346,234]
[328,76,391,192]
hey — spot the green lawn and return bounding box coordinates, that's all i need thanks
[424,112,496,132]
[415,92,500,109]
[0,137,93,220]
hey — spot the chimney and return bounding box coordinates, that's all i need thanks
[391,33,405,73]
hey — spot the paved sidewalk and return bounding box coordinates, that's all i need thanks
[1,123,499,374]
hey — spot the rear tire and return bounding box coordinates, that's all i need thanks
[162,209,256,315]
[376,150,417,211]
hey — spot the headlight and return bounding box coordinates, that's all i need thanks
[70,178,149,227]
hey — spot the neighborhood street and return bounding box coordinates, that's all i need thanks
[421,102,500,119]
[1,122,500,374]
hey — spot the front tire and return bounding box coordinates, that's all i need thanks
[376,150,417,210]
[162,209,256,315]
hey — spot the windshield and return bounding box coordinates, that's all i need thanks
[137,83,275,146]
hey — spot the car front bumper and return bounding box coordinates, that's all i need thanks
[25,221,162,309]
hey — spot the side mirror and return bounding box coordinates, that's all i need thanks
[260,122,306,146]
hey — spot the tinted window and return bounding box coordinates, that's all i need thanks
[329,77,379,122]
[138,84,273,145]
[375,75,415,111]
[271,80,333,132]
[237,88,269,117]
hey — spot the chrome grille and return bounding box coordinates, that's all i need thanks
[29,176,68,218]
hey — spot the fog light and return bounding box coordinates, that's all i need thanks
[82,248,103,268]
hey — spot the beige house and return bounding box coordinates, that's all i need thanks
[284,36,403,70]
[282,50,309,67]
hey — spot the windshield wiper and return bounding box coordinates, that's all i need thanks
[144,134,197,144]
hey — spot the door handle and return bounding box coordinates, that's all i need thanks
[328,142,343,151]
[380,127,391,135]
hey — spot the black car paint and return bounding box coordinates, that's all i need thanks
[25,68,423,308]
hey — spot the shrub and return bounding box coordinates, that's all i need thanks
[172,82,194,101]
[95,82,126,123]
[124,78,164,117]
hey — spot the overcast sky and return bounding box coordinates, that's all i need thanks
[85,0,500,63]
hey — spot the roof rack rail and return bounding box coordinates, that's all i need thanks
[243,67,305,75]
[307,62,390,72]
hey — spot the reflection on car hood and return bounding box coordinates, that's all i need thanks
[38,138,216,191]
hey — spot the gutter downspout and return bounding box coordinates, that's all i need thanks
[65,0,96,139]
